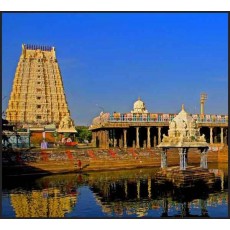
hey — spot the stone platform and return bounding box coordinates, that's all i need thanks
[155,166,218,188]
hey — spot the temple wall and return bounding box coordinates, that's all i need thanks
[30,131,55,146]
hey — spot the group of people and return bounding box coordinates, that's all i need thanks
[61,137,72,144]
[41,136,74,149]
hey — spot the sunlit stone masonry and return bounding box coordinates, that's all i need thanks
[6,44,75,132]
[157,104,209,170]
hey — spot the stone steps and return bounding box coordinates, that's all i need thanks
[155,166,217,188]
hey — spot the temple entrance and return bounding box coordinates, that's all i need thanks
[150,127,158,147]
[213,127,221,143]
[139,127,147,148]
[110,128,124,148]
[127,127,136,148]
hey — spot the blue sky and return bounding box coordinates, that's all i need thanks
[2,13,228,125]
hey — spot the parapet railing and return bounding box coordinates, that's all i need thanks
[108,113,228,124]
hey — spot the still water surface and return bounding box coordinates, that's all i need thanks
[2,163,228,218]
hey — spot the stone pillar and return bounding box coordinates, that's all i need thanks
[200,200,208,217]
[158,127,162,144]
[210,127,213,144]
[91,132,96,147]
[98,131,101,148]
[147,127,151,148]
[114,139,117,148]
[105,130,109,149]
[132,140,135,148]
[143,140,146,149]
[161,198,168,217]
[153,136,157,147]
[181,202,190,217]
[161,148,167,169]
[113,129,116,147]
[221,171,224,191]
[119,137,123,148]
[101,130,105,149]
[101,130,105,148]
[184,149,188,168]
[136,127,140,148]
[42,131,46,140]
[100,130,109,149]
[137,179,140,199]
[221,127,224,144]
[148,177,151,199]
[123,129,127,149]
[178,148,187,170]
[124,180,128,198]
[224,128,227,145]
[200,148,208,169]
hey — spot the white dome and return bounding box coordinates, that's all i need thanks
[131,97,148,113]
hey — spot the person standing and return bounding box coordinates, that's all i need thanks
[41,139,48,149]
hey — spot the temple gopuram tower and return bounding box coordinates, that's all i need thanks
[6,44,75,130]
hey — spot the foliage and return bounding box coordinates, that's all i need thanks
[75,126,92,142]
[64,133,70,138]
[191,136,196,141]
[17,128,27,132]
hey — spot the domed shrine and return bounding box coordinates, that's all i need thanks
[158,104,208,148]
[131,97,148,113]
[158,104,209,170]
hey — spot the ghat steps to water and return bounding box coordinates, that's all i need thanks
[2,146,227,176]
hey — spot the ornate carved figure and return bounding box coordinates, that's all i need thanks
[199,134,206,142]
[59,115,74,130]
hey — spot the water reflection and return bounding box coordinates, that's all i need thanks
[2,163,228,218]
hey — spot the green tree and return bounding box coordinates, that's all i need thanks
[75,126,92,143]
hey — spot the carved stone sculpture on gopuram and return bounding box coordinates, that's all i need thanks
[57,115,76,133]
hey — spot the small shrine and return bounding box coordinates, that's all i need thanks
[157,104,209,170]
[57,115,77,133]
[155,105,221,188]
[131,97,148,113]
